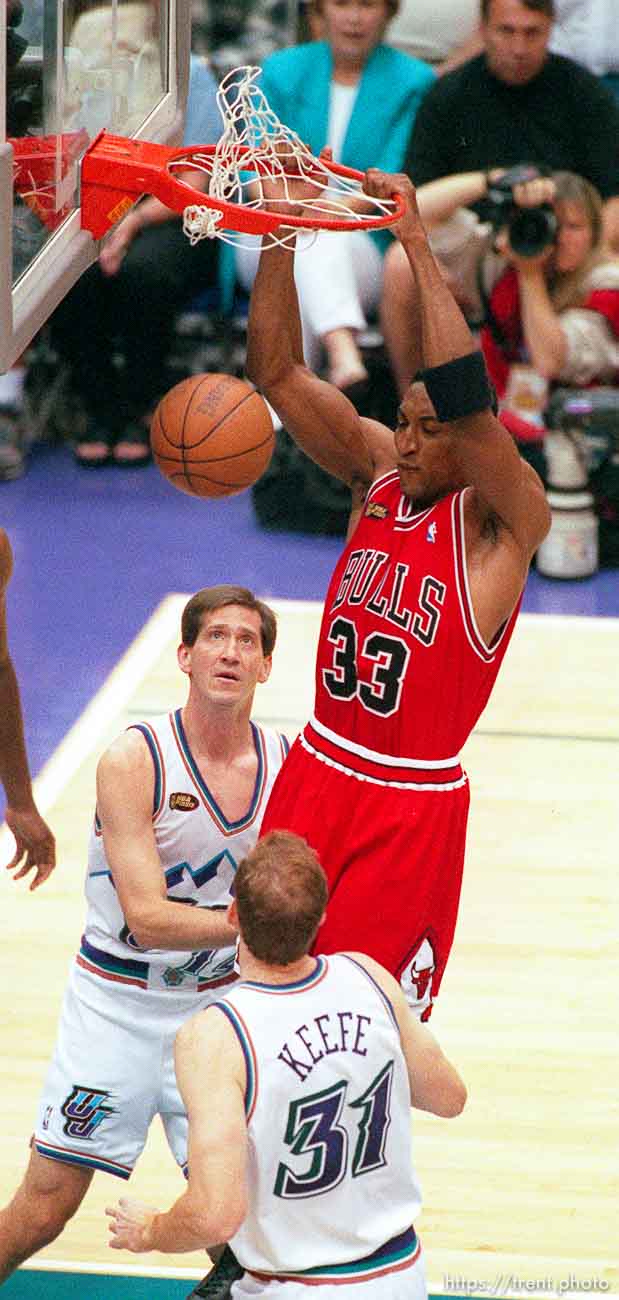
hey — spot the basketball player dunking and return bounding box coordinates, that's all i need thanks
[249,168,551,1020]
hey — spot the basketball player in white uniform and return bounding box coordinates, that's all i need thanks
[107,831,466,1299]
[0,585,289,1285]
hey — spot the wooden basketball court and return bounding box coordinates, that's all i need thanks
[1,598,616,1297]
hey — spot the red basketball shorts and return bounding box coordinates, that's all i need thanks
[260,737,471,1019]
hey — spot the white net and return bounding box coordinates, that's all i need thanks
[168,66,398,248]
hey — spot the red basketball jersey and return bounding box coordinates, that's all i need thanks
[307,473,520,782]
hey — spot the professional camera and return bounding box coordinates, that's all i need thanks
[486,163,557,258]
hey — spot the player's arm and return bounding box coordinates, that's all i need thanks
[347,952,467,1118]
[367,169,551,560]
[97,732,237,951]
[0,530,56,889]
[245,237,396,493]
[107,1007,248,1252]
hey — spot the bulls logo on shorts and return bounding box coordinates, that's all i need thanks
[398,933,437,1021]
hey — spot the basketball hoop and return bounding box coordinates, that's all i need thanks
[80,66,405,246]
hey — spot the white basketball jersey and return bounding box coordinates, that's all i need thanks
[220,954,422,1283]
[82,710,289,993]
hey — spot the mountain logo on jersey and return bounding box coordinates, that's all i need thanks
[398,932,437,1022]
[426,521,437,543]
[163,948,235,987]
[169,791,199,812]
[365,501,389,519]
[61,1085,117,1140]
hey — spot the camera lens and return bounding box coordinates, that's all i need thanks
[508,206,557,257]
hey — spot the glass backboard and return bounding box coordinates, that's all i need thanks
[1,0,191,372]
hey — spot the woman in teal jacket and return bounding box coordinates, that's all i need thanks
[235,0,435,394]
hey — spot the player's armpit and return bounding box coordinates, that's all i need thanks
[458,415,551,558]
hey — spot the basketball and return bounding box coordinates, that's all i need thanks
[150,373,275,498]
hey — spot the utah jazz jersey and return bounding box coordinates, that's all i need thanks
[220,953,422,1283]
[309,474,520,782]
[82,710,289,992]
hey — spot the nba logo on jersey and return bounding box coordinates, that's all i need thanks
[426,521,437,543]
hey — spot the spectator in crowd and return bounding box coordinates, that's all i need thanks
[387,0,619,92]
[47,53,222,468]
[380,0,619,399]
[235,0,435,401]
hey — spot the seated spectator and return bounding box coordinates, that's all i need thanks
[386,0,619,95]
[234,0,435,399]
[48,53,222,467]
[403,0,619,249]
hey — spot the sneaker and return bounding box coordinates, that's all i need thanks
[186,1246,244,1298]
[0,407,25,481]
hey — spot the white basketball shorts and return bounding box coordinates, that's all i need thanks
[34,958,213,1179]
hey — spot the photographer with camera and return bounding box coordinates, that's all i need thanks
[382,165,619,430]
[382,164,556,396]
[479,169,619,435]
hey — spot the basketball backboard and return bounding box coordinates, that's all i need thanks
[1,0,191,372]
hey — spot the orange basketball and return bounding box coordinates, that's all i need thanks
[150,373,274,498]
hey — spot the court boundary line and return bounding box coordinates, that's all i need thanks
[17,1258,203,1279]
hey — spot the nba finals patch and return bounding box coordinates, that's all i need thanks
[169,792,199,812]
[365,501,389,519]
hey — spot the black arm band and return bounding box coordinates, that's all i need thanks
[414,352,497,422]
